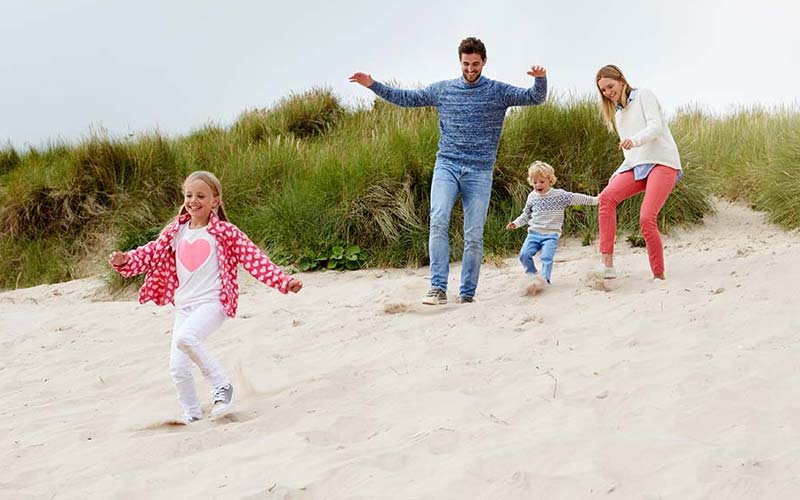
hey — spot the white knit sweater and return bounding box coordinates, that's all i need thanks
[615,89,682,173]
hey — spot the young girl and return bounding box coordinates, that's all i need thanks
[593,64,683,280]
[507,161,598,291]
[109,171,302,424]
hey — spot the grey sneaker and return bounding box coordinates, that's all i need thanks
[456,295,474,304]
[210,383,234,417]
[421,288,447,305]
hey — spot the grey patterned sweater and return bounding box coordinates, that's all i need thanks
[368,76,547,170]
[512,188,598,236]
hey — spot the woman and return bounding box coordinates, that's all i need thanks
[593,64,682,280]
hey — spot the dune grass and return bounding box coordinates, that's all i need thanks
[0,87,796,290]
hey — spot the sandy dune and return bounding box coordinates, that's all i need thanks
[2,200,799,500]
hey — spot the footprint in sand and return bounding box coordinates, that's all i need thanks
[426,427,461,454]
[299,416,379,446]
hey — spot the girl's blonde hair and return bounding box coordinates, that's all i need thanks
[596,64,632,133]
[527,161,557,186]
[179,170,228,221]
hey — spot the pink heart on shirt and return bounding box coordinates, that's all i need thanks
[178,239,211,272]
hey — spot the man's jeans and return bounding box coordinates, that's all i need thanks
[518,230,559,283]
[429,163,493,298]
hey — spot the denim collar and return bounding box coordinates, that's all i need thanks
[616,88,638,110]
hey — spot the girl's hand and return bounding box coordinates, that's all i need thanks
[619,138,634,150]
[287,277,303,293]
[506,222,517,230]
[109,251,128,267]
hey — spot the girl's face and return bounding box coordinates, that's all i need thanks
[597,77,624,104]
[531,175,552,193]
[183,179,219,226]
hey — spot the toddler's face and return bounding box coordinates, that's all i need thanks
[531,176,552,194]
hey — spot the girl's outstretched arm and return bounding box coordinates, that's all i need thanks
[109,239,160,278]
[232,227,293,294]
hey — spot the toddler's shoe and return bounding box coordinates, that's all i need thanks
[532,274,548,292]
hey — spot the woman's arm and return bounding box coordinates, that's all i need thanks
[628,89,665,147]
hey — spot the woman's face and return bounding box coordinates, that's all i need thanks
[597,77,624,103]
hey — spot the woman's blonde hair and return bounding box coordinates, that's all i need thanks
[179,170,228,221]
[596,64,632,133]
[527,161,557,186]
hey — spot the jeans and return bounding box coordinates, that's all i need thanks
[598,165,678,276]
[518,230,560,283]
[170,301,229,419]
[429,162,493,298]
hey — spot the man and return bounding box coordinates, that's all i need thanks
[350,37,547,305]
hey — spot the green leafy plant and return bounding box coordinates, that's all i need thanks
[297,244,367,272]
[626,233,646,247]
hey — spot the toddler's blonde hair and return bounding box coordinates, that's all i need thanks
[527,161,557,186]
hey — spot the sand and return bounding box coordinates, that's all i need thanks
[2,200,799,499]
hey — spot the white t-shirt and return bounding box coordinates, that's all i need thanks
[173,223,222,308]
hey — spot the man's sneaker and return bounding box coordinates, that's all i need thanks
[421,288,447,305]
[210,383,234,417]
[589,264,617,280]
[456,295,474,304]
[181,415,202,425]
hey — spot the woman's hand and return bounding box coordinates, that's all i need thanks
[619,138,634,150]
[109,251,128,267]
[506,222,517,230]
[287,277,303,293]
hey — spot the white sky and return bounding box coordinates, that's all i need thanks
[1,0,798,149]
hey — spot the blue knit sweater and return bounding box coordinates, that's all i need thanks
[369,75,547,170]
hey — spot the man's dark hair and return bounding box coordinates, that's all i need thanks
[458,37,486,60]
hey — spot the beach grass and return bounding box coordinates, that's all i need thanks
[1,88,796,289]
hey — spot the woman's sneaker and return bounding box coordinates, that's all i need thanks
[589,264,617,279]
[422,288,447,305]
[211,384,234,417]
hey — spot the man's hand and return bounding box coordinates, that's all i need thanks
[287,277,303,294]
[506,222,517,230]
[348,72,374,87]
[527,65,546,78]
[619,138,634,150]
[109,251,128,267]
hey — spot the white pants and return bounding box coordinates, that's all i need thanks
[170,301,229,418]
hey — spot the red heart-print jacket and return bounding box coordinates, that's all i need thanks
[113,212,290,318]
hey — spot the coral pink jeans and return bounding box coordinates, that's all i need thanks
[598,165,678,276]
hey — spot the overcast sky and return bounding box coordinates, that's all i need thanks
[2,0,798,149]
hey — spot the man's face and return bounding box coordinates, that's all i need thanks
[460,53,485,83]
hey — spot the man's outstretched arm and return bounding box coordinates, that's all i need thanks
[349,72,437,108]
[501,65,548,107]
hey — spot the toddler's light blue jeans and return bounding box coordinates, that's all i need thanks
[518,230,560,283]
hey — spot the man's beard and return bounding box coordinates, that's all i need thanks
[463,71,482,83]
